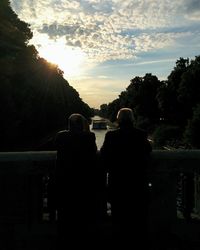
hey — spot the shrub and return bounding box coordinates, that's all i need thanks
[152,125,181,149]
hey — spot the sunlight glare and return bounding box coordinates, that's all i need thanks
[38,39,86,78]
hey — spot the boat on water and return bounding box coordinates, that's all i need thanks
[92,119,107,130]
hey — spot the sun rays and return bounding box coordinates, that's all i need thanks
[37,37,87,79]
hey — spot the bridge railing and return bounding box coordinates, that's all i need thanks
[0,150,200,248]
[0,151,56,249]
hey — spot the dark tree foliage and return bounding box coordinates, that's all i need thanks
[98,104,108,118]
[106,99,120,122]
[100,56,200,148]
[178,56,200,120]
[157,58,190,127]
[131,74,161,125]
[184,104,200,148]
[103,73,161,131]
[156,56,200,147]
[156,81,169,120]
[0,1,93,151]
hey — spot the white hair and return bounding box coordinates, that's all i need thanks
[117,108,134,125]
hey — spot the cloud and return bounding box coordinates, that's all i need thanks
[10,0,200,63]
[184,0,200,13]
[177,0,200,21]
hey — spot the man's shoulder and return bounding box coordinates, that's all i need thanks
[55,130,69,141]
[105,129,120,137]
[86,131,96,136]
[82,131,96,140]
[133,127,148,136]
[56,130,68,136]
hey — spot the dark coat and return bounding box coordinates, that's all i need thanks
[55,130,97,174]
[55,130,97,225]
[54,129,101,249]
[100,124,152,226]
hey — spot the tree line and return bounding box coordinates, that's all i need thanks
[98,56,200,149]
[1,1,200,150]
[0,0,93,151]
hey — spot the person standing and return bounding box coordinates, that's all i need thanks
[100,107,152,248]
[55,113,98,248]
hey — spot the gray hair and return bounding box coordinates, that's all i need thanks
[117,108,134,126]
[68,113,85,132]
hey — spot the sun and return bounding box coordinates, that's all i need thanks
[37,38,86,79]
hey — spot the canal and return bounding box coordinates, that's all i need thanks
[90,126,108,150]
[90,115,115,149]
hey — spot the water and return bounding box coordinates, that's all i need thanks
[90,127,108,150]
[90,116,116,149]
[90,116,107,149]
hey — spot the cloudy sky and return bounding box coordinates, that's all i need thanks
[11,0,200,108]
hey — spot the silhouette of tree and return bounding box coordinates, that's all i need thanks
[103,56,200,148]
[178,56,200,121]
[99,104,108,118]
[157,58,189,127]
[184,104,200,148]
[129,73,161,127]
[0,1,93,150]
[104,73,161,131]
[106,99,120,122]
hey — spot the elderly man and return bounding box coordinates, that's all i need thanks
[55,113,98,248]
[100,108,152,248]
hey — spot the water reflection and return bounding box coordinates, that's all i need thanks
[91,128,107,149]
[90,116,116,149]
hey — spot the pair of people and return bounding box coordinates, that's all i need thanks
[55,108,152,248]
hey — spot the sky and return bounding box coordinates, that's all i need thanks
[10,0,200,109]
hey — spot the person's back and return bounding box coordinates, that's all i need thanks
[55,114,98,248]
[56,129,97,172]
[100,108,152,247]
[55,114,97,195]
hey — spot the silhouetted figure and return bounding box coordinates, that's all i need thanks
[55,113,98,248]
[100,108,152,248]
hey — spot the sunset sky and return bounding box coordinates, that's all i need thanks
[10,0,200,108]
